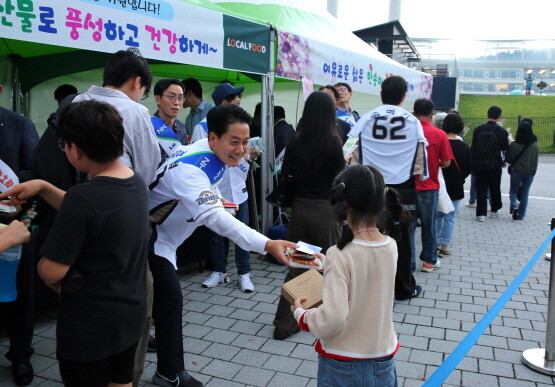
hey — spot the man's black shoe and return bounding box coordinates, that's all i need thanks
[12,360,34,386]
[273,324,300,340]
[152,370,203,387]
[147,334,158,352]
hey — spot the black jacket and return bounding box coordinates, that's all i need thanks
[274,119,295,156]
[0,106,39,180]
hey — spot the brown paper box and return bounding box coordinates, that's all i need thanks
[281,269,323,309]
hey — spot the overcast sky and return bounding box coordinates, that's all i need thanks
[335,0,555,41]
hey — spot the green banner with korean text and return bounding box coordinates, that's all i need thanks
[223,14,270,75]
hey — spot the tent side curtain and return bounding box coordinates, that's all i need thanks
[16,50,111,93]
[0,0,271,88]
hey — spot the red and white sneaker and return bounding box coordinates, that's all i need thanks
[421,260,441,273]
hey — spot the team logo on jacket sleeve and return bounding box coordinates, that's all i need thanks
[196,191,220,205]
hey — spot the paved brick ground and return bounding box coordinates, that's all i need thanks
[1,155,554,386]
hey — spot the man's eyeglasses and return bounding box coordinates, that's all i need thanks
[163,94,185,102]
[58,138,67,151]
[337,87,349,93]
[141,91,150,101]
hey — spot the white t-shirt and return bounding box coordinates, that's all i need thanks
[73,86,161,185]
[350,104,427,185]
[191,118,209,142]
[148,139,267,268]
[218,158,249,205]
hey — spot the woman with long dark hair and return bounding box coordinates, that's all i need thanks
[272,91,345,340]
[436,113,471,257]
[506,122,539,220]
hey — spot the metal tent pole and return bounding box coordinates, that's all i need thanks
[260,26,276,236]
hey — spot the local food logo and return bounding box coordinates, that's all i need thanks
[226,38,267,53]
[196,190,219,206]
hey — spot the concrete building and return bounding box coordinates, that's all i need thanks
[413,39,555,95]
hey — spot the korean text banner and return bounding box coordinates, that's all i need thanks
[0,0,270,74]
[276,30,433,100]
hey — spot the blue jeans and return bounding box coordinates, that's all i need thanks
[436,199,462,246]
[233,200,251,275]
[509,171,534,220]
[413,189,439,265]
[219,200,251,275]
[469,174,477,204]
[317,354,398,387]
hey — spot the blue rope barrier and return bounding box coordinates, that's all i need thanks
[422,227,555,387]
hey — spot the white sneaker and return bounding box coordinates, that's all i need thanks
[490,211,499,218]
[466,202,477,208]
[476,216,486,222]
[238,273,254,293]
[202,272,230,288]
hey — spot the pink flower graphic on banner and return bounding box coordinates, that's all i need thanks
[420,74,433,98]
[277,31,311,80]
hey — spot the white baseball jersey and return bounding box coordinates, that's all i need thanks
[349,104,428,185]
[336,109,357,128]
[190,119,249,206]
[148,139,268,268]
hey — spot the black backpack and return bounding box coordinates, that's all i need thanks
[472,129,500,172]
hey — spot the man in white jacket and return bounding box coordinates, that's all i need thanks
[148,104,295,387]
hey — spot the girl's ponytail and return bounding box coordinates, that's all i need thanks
[337,221,354,250]
[331,181,355,250]
[381,187,410,241]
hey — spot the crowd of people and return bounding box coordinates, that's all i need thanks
[0,47,541,387]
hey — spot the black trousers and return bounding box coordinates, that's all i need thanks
[1,240,35,363]
[475,167,503,217]
[273,197,341,336]
[148,252,184,377]
[393,218,418,300]
[387,180,418,301]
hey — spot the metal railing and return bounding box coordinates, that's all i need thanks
[461,116,555,154]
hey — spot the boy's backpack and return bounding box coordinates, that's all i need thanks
[472,129,500,172]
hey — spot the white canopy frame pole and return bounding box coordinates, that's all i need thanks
[10,57,21,113]
[260,25,276,235]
